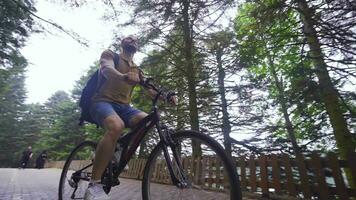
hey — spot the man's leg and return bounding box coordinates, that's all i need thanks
[23,159,29,168]
[91,114,125,181]
[129,112,148,128]
[21,160,26,168]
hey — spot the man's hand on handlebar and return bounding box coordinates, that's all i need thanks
[166,92,177,106]
[124,72,140,85]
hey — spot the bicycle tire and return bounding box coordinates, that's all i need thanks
[142,130,242,200]
[58,141,97,200]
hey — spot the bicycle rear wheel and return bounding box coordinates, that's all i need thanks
[142,130,241,200]
[58,141,96,200]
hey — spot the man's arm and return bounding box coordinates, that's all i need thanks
[100,50,140,84]
[100,50,126,80]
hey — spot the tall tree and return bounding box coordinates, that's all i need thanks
[36,91,86,160]
[0,0,36,67]
[204,30,237,157]
[296,0,355,159]
[124,0,235,157]
[0,55,28,167]
[235,0,356,185]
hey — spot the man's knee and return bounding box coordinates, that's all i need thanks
[129,112,148,128]
[103,114,125,140]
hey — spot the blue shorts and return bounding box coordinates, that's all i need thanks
[90,101,141,128]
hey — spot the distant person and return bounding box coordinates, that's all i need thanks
[20,146,33,168]
[35,150,48,169]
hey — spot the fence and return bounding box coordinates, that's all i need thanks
[46,152,356,199]
[236,152,356,199]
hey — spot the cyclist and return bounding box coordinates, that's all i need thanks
[84,36,176,200]
[19,146,33,169]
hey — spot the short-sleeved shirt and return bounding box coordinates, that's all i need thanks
[92,50,142,105]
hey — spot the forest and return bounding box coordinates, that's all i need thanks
[0,0,355,174]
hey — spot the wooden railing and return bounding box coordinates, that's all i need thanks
[46,152,356,199]
[236,152,356,199]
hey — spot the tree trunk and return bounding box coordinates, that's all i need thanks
[296,0,356,187]
[216,49,232,158]
[182,0,202,158]
[268,55,301,155]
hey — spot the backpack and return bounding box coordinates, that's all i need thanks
[78,52,120,126]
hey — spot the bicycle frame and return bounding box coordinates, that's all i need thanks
[113,82,186,186]
[113,109,159,174]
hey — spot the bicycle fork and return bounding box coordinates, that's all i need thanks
[159,125,189,188]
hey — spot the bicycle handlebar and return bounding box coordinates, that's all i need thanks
[139,78,176,106]
[139,78,158,92]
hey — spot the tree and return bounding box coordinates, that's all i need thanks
[124,0,235,157]
[235,0,356,186]
[20,103,48,158]
[296,0,355,159]
[35,91,86,160]
[0,55,28,167]
[203,30,237,157]
[0,0,36,68]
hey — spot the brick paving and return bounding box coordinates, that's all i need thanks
[0,168,263,200]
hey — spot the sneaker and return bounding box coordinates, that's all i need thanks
[84,182,109,200]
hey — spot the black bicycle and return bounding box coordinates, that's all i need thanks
[58,78,241,200]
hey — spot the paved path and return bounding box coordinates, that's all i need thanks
[0,168,60,200]
[0,168,264,200]
[0,168,143,200]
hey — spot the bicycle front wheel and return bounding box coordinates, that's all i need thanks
[58,141,96,200]
[142,130,241,200]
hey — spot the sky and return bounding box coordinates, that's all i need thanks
[21,1,141,104]
[21,1,237,104]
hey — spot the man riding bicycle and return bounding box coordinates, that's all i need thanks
[84,36,176,200]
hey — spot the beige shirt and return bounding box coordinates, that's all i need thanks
[92,49,142,104]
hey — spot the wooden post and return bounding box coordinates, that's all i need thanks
[311,152,330,199]
[328,152,348,200]
[347,152,356,188]
[207,157,213,188]
[259,154,269,197]
[296,153,312,199]
[216,158,221,189]
[239,156,247,191]
[156,160,162,182]
[282,154,297,196]
[271,154,282,194]
[249,155,257,192]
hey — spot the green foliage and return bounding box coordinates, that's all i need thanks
[0,0,40,167]
[0,52,28,167]
[34,92,82,160]
[1,0,354,167]
[0,0,36,67]
[234,1,331,153]
[33,63,105,160]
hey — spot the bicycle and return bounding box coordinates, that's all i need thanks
[58,78,242,200]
